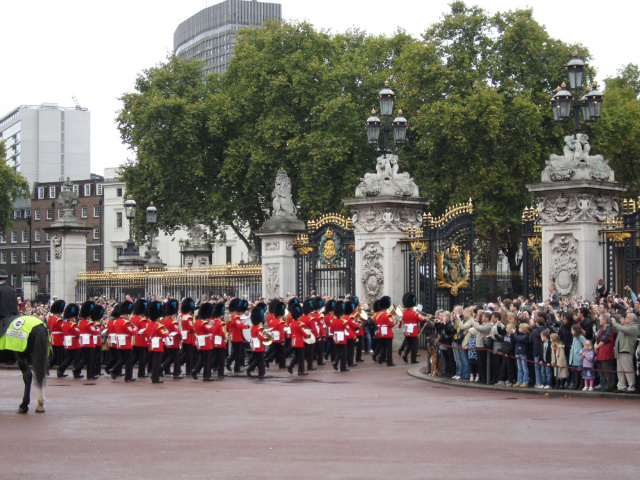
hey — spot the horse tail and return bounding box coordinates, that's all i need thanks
[31,323,49,389]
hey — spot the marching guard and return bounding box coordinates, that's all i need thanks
[78,301,99,380]
[246,303,268,378]
[131,299,149,379]
[48,299,66,370]
[192,302,215,381]
[145,301,168,384]
[111,300,137,382]
[179,297,196,377]
[58,303,83,379]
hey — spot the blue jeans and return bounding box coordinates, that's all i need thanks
[452,343,462,377]
[533,356,542,385]
[363,330,372,352]
[516,355,529,385]
[540,364,552,386]
[459,349,470,379]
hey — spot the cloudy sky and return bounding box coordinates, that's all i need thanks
[1,0,638,176]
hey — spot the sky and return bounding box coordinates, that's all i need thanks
[1,0,638,177]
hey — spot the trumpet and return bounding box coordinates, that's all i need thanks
[355,305,368,324]
[387,303,403,319]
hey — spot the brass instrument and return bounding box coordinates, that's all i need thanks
[355,305,368,324]
[387,303,403,320]
[262,326,274,346]
[302,327,316,344]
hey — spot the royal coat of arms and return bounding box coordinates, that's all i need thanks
[436,244,471,296]
[318,228,343,266]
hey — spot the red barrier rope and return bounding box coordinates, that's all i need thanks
[427,336,636,375]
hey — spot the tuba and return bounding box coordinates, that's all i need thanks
[262,327,274,346]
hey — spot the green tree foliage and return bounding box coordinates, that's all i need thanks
[0,141,29,234]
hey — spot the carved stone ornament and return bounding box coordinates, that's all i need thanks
[188,225,206,246]
[53,235,62,259]
[352,205,422,234]
[550,234,579,297]
[355,154,420,198]
[272,169,297,217]
[56,178,79,218]
[436,244,470,296]
[266,264,279,299]
[541,133,615,183]
[265,242,281,252]
[361,243,384,302]
[286,242,294,251]
[537,194,619,224]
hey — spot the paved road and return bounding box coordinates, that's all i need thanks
[1,360,639,479]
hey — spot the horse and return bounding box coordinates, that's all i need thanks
[0,315,49,414]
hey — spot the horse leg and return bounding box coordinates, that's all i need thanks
[17,355,32,414]
[35,388,45,413]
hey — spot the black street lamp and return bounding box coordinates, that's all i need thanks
[123,195,138,255]
[365,80,408,153]
[145,202,157,251]
[550,52,604,136]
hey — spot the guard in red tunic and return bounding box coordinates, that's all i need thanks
[301,298,317,371]
[58,303,83,378]
[247,303,268,378]
[47,299,66,370]
[376,296,396,367]
[313,297,326,366]
[161,299,184,379]
[324,299,336,363]
[344,300,359,368]
[331,301,349,372]
[401,292,422,364]
[287,303,310,375]
[265,300,286,369]
[179,297,196,377]
[145,301,168,384]
[130,299,149,378]
[78,301,99,379]
[211,302,228,378]
[92,303,106,376]
[225,298,249,373]
[111,300,137,382]
[191,302,216,382]
[105,304,120,375]
[352,297,365,363]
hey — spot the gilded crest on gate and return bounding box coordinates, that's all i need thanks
[319,228,342,266]
[436,244,470,296]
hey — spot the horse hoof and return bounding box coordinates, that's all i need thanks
[36,408,45,413]
[17,407,28,414]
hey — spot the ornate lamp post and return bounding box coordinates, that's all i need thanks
[365,80,408,153]
[144,202,164,269]
[550,52,604,136]
[123,195,138,255]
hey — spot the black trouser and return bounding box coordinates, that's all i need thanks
[247,351,265,377]
[346,338,356,366]
[49,345,65,368]
[333,343,348,371]
[477,349,488,384]
[82,347,95,379]
[162,348,181,377]
[181,344,196,375]
[119,349,134,381]
[499,355,516,382]
[197,349,213,379]
[95,346,103,374]
[227,342,245,372]
[355,336,364,362]
[213,348,226,377]
[373,338,384,363]
[404,336,418,363]
[442,347,456,376]
[135,346,148,377]
[490,350,502,384]
[289,347,305,374]
[326,338,336,362]
[149,351,163,383]
[57,348,75,376]
[382,338,394,366]
[398,337,408,355]
[265,343,285,368]
[599,359,616,391]
[305,343,315,369]
[106,347,118,373]
[316,339,325,364]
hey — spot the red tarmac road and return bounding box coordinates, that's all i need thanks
[1,361,639,479]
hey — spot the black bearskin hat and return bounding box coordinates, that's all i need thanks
[110,304,121,319]
[120,300,134,316]
[133,298,148,316]
[273,301,286,318]
[239,299,249,312]
[164,299,179,316]
[181,297,195,314]
[325,299,335,313]
[379,296,392,311]
[63,303,79,319]
[147,301,163,322]
[268,298,280,314]
[251,303,267,325]
[334,300,345,317]
[91,304,105,322]
[289,303,303,320]
[344,300,355,316]
[302,298,314,315]
[288,297,299,310]
[373,300,381,313]
[213,302,225,319]
[50,299,66,314]
[228,298,240,313]
[79,301,95,319]
[198,302,214,320]
[402,292,417,309]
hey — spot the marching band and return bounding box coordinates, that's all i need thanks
[46,292,426,384]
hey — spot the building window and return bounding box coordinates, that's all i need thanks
[34,230,41,242]
[84,184,91,196]
[93,249,100,262]
[0,252,5,264]
[45,250,51,263]
[93,227,100,240]
[116,247,123,257]
[21,230,28,243]
[13,210,20,220]
[21,251,28,263]
[37,186,45,199]
[49,186,56,199]
[72,184,80,196]
[11,231,17,243]
[46,209,53,220]
[57,209,62,218]
[46,274,50,293]
[11,251,17,264]
[96,184,103,195]
[93,206,100,217]
[34,251,41,263]
[45,232,50,241]
[0,234,5,243]
[81,206,88,218]
[11,274,17,287]
[116,212,123,228]
[226,246,232,265]
[116,187,123,197]
[34,209,41,221]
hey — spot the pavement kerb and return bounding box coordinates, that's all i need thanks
[407,363,640,401]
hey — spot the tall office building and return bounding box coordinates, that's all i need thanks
[0,103,91,188]
[174,0,281,75]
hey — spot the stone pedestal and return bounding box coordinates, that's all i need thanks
[527,134,626,300]
[45,225,92,302]
[257,215,305,299]
[344,197,428,305]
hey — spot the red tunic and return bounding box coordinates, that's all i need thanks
[324,313,334,337]
[345,315,359,339]
[268,317,285,344]
[331,317,347,345]
[193,319,215,350]
[227,314,248,343]
[107,318,118,348]
[161,316,181,349]
[62,320,81,350]
[211,319,227,349]
[145,322,168,352]
[250,325,266,353]
[377,312,395,339]
[179,314,196,346]
[114,317,136,350]
[78,318,98,348]
[93,321,103,347]
[48,315,65,347]
[402,310,421,338]
[288,319,309,348]
[133,318,149,347]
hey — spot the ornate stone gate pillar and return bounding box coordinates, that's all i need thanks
[344,154,428,305]
[527,134,626,300]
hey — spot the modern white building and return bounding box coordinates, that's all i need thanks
[102,168,248,269]
[0,104,90,188]
[174,0,281,76]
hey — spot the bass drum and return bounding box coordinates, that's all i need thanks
[241,314,252,343]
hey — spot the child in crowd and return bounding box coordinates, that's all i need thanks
[580,340,596,391]
[467,328,479,382]
[550,333,569,389]
[498,323,516,386]
[539,329,553,389]
[568,325,587,390]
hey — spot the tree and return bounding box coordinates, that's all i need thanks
[0,141,29,234]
